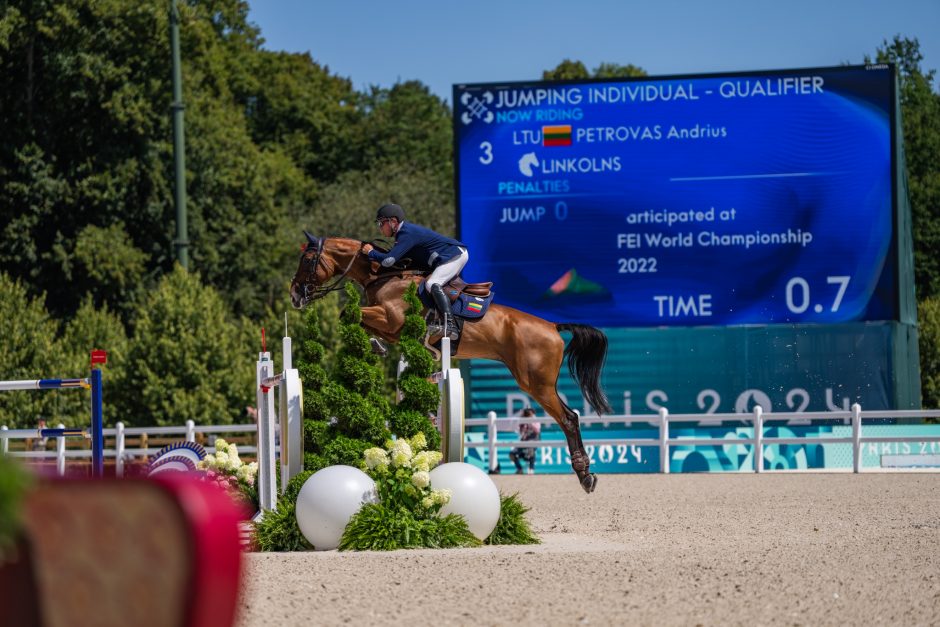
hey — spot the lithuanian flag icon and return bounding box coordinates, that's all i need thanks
[542,125,572,147]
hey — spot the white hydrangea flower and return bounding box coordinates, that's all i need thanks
[409,432,427,452]
[236,464,252,482]
[214,451,229,467]
[421,496,434,509]
[364,447,389,470]
[426,451,443,468]
[391,438,413,459]
[215,438,229,452]
[412,452,430,473]
[390,439,413,467]
[431,489,451,505]
[411,471,430,489]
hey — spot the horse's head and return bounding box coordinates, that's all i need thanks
[289,231,367,308]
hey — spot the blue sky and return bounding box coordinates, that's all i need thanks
[248,0,939,102]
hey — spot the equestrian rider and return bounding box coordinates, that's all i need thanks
[362,203,467,341]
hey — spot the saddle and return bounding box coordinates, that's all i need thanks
[442,276,492,301]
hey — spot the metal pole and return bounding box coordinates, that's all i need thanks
[852,403,862,473]
[659,407,669,474]
[170,0,188,269]
[116,422,125,478]
[753,405,763,473]
[91,367,103,478]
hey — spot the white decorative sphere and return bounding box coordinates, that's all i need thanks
[429,462,501,540]
[295,465,377,550]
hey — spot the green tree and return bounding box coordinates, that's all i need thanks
[357,81,453,184]
[0,274,68,428]
[390,283,441,449]
[543,59,590,80]
[60,297,129,427]
[918,297,940,408]
[300,283,391,473]
[235,49,363,184]
[871,37,940,299]
[309,161,455,241]
[543,59,647,80]
[116,267,253,426]
[592,62,647,79]
[65,223,149,317]
[0,0,314,321]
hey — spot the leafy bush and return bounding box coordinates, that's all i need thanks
[0,456,32,563]
[919,297,940,409]
[253,471,314,552]
[485,493,541,546]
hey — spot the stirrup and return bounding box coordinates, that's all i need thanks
[427,320,458,341]
[370,338,388,356]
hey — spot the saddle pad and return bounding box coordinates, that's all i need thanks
[418,284,495,320]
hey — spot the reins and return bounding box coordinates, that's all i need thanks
[301,237,366,302]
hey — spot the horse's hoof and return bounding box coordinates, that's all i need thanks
[580,473,597,493]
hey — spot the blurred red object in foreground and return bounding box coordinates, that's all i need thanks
[0,473,246,627]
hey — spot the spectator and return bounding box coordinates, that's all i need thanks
[509,408,541,474]
[32,418,48,451]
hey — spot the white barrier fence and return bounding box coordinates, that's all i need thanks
[4,405,940,476]
[0,421,260,477]
[468,405,940,473]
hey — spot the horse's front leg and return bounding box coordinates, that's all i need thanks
[360,304,404,344]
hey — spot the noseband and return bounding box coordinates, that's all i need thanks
[297,237,365,304]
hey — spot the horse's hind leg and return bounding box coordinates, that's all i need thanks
[525,381,597,494]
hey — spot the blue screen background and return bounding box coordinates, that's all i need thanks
[455,66,896,327]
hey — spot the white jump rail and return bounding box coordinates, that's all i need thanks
[467,405,940,473]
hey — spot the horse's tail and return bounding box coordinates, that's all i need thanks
[556,323,613,415]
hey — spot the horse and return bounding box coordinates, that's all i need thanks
[290,232,613,493]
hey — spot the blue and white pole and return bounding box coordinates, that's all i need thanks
[0,351,106,477]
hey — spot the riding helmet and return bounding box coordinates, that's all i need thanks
[376,203,405,222]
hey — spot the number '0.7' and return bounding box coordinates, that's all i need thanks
[785,276,850,314]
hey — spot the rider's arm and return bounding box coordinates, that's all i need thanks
[367,231,416,267]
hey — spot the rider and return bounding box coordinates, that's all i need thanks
[361,203,467,341]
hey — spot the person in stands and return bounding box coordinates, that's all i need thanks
[509,407,541,475]
[362,203,468,341]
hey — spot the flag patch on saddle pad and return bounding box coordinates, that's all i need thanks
[466,301,483,313]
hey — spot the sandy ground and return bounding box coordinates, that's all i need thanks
[236,473,940,626]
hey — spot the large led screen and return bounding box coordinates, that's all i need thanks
[454,65,897,327]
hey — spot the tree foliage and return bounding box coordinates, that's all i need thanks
[919,297,940,409]
[543,59,647,81]
[872,37,940,300]
[115,266,253,426]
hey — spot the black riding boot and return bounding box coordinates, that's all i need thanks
[430,284,459,341]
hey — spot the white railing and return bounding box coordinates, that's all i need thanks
[466,405,940,473]
[0,420,260,477]
[4,406,940,476]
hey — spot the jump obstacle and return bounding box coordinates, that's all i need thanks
[255,330,303,513]
[0,351,106,477]
[437,336,465,464]
[253,330,464,515]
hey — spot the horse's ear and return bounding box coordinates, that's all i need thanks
[303,230,318,247]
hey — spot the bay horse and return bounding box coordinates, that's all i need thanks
[290,233,612,493]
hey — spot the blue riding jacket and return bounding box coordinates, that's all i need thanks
[367,222,465,269]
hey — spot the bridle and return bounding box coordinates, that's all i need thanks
[296,236,365,304]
